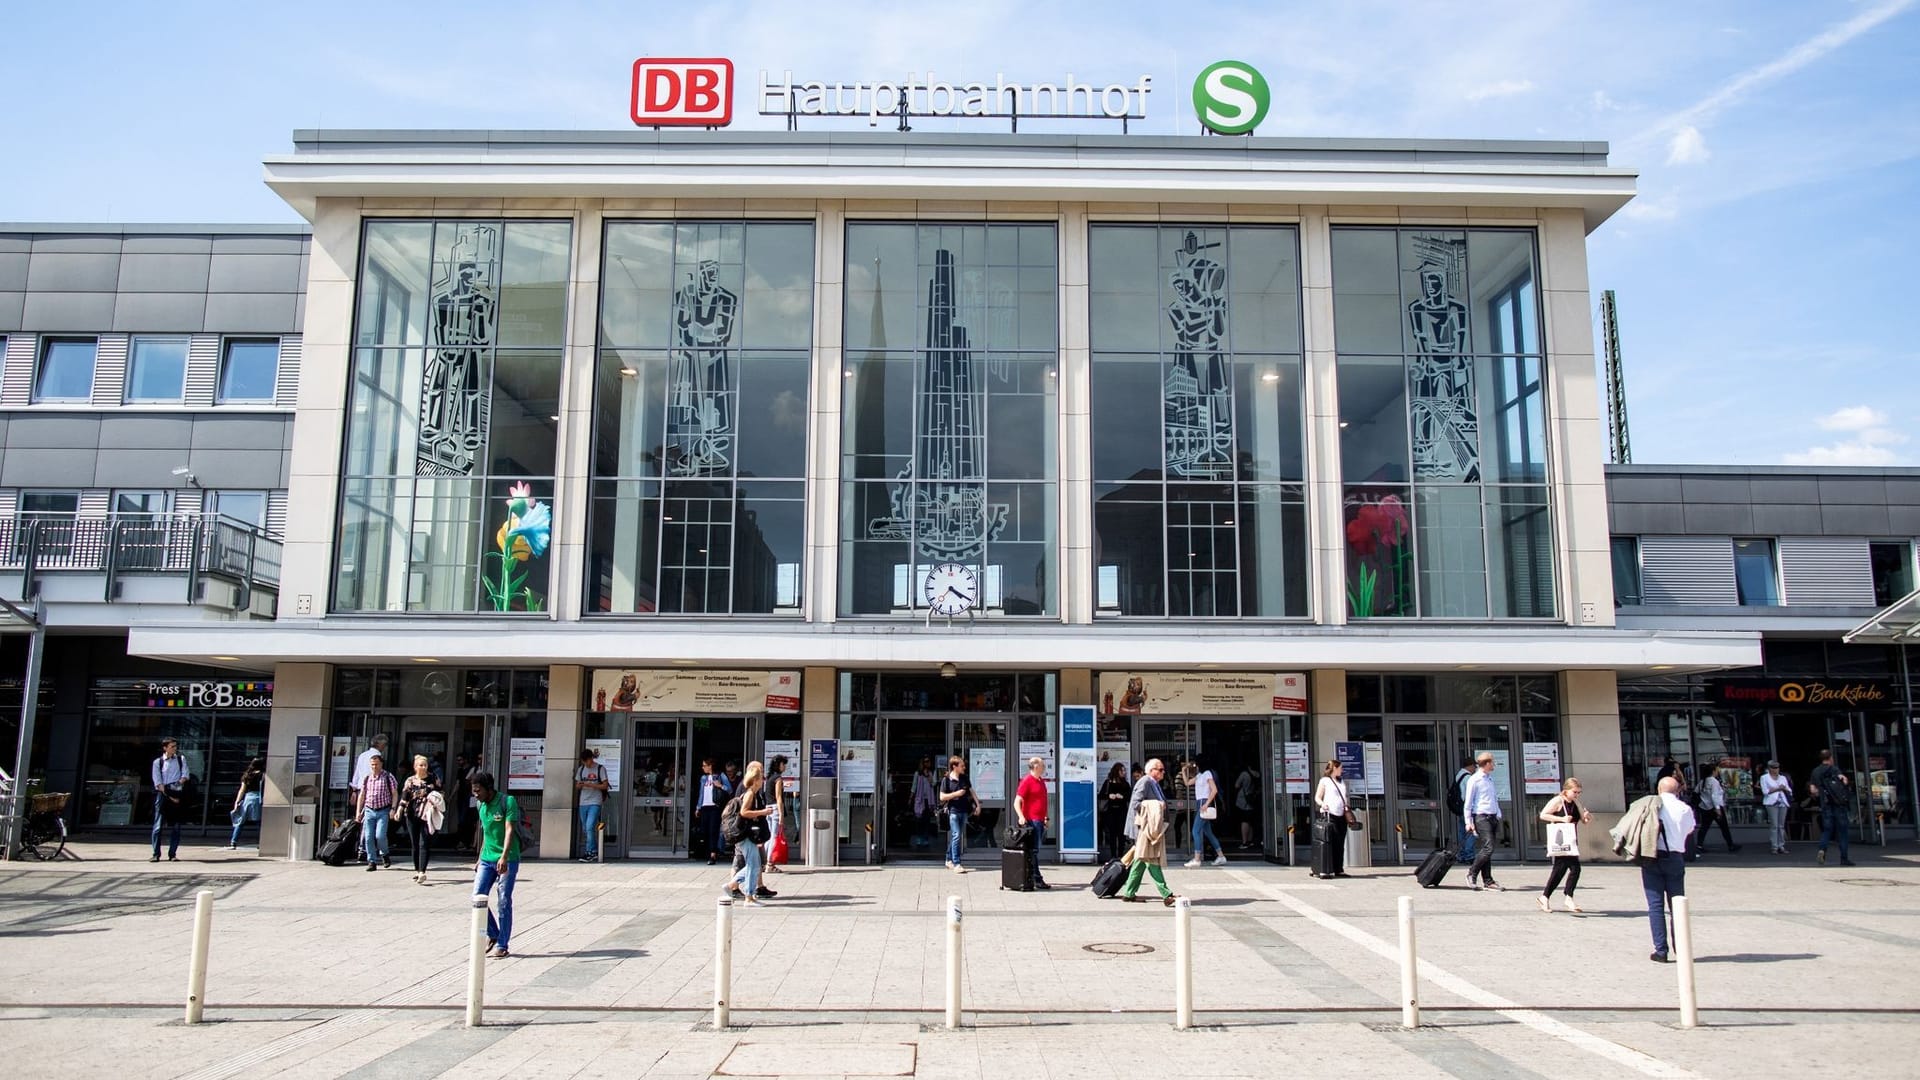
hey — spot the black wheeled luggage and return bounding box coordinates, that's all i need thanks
[1090,857,1128,898]
[1415,846,1456,888]
[318,819,360,866]
[1310,813,1340,878]
[999,846,1031,890]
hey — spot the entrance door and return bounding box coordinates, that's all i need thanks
[626,719,686,857]
[881,717,944,858]
[1389,719,1522,862]
[952,720,1010,854]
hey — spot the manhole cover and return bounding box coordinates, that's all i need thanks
[1838,877,1914,887]
[1082,941,1155,956]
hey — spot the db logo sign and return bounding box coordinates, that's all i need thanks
[631,58,734,126]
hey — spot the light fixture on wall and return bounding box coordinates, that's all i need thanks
[939,662,958,679]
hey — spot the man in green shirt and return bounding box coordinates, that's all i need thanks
[470,771,521,958]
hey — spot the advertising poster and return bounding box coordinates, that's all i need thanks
[1059,704,1097,858]
[1362,742,1384,796]
[329,737,353,790]
[588,668,802,714]
[1284,742,1311,794]
[1018,740,1056,780]
[1716,755,1752,805]
[841,741,876,793]
[1098,671,1309,716]
[584,738,623,793]
[809,739,838,779]
[1271,672,1308,714]
[1522,742,1562,795]
[970,747,1007,802]
[508,737,546,791]
[1096,742,1133,772]
[1061,748,1096,783]
[764,740,802,794]
[294,735,324,774]
[1335,741,1365,785]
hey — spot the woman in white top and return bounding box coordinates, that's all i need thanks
[1758,760,1794,854]
[1313,760,1352,879]
[1185,757,1226,868]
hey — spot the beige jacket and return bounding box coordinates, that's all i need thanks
[1130,799,1169,866]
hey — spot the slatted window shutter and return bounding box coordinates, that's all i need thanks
[1638,536,1738,605]
[274,336,301,407]
[184,335,220,407]
[1779,537,1874,606]
[91,334,130,406]
[266,491,288,536]
[1,334,36,406]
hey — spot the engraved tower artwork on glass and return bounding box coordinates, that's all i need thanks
[418,224,498,477]
[1163,231,1233,479]
[666,258,739,475]
[868,249,1009,561]
[1405,235,1478,482]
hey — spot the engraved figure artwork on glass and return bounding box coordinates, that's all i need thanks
[1164,231,1233,479]
[1406,234,1477,482]
[869,249,1009,561]
[666,258,738,475]
[419,224,498,477]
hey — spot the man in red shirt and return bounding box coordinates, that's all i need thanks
[1015,756,1052,890]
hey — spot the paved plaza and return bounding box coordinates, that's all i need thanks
[2,840,1917,1079]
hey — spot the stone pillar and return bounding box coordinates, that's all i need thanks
[1562,668,1624,859]
[1299,207,1348,626]
[1060,668,1093,706]
[799,666,837,855]
[263,662,331,860]
[538,665,585,860]
[1310,668,1348,765]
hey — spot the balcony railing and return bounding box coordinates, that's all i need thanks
[0,513,282,609]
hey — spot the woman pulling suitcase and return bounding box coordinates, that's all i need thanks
[1312,759,1352,879]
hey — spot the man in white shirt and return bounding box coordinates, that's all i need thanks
[1691,762,1740,858]
[1758,760,1793,854]
[349,734,390,794]
[149,738,191,862]
[1462,753,1503,891]
[1643,776,1696,963]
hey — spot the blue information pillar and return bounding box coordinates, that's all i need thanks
[1060,705,1097,862]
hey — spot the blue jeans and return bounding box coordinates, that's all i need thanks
[579,803,602,857]
[1455,817,1476,861]
[1819,807,1851,860]
[473,859,519,949]
[1191,813,1222,860]
[229,792,261,846]
[948,811,969,864]
[729,838,763,896]
[1640,851,1686,954]
[362,807,391,865]
[150,792,182,857]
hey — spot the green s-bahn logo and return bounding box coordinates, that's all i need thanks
[1193,60,1270,135]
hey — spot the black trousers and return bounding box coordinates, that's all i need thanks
[697,804,722,858]
[1543,855,1581,896]
[1020,825,1044,885]
[1468,814,1500,883]
[1694,808,1737,851]
[406,815,432,874]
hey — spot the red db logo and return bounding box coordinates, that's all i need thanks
[631,58,734,126]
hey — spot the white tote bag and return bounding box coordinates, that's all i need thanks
[1546,822,1578,857]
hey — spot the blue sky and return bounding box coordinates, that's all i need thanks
[2,1,1914,466]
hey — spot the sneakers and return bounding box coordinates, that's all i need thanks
[1483,881,1505,892]
[1184,858,1203,868]
[1650,951,1671,964]
[754,886,777,899]
[486,946,510,959]
[1162,895,1179,907]
[952,863,968,874]
[1817,850,1827,866]
[1841,858,1858,867]
[1212,855,1228,867]
[149,854,161,863]
[1562,898,1583,913]
[1537,894,1552,914]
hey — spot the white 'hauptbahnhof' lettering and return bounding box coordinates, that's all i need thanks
[759,70,1152,124]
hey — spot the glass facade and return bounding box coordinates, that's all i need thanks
[588,221,814,615]
[1089,225,1307,617]
[336,219,571,613]
[840,223,1058,617]
[1332,228,1554,619]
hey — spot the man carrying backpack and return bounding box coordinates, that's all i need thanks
[1448,760,1476,862]
[1809,749,1857,867]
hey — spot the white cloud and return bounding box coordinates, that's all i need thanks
[1816,405,1889,432]
[1466,79,1534,102]
[1786,405,1911,465]
[1621,194,1680,221]
[1666,125,1710,164]
[1590,90,1621,113]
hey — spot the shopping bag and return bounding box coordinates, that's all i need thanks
[770,831,790,866]
[1546,822,1578,857]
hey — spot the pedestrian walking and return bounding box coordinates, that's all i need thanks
[763,755,789,873]
[1313,759,1352,879]
[356,751,400,871]
[1537,776,1591,912]
[1014,756,1051,890]
[938,755,978,873]
[1449,759,1477,862]
[722,761,775,903]
[150,737,190,862]
[1186,755,1227,868]
[1118,781,1178,906]
[1691,762,1740,856]
[911,756,938,851]
[1759,760,1793,854]
[695,757,730,865]
[575,748,608,862]
[228,756,264,849]
[1099,762,1131,862]
[469,771,521,958]
[1234,762,1259,851]
[1123,759,1168,866]
[400,754,441,883]
[349,734,390,794]
[1463,751,1504,890]
[1643,776,1694,962]
[1809,749,1857,866]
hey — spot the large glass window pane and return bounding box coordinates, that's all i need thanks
[1239,485,1308,617]
[35,338,96,401]
[1167,485,1239,617]
[1612,536,1643,606]
[841,351,916,479]
[1093,488,1163,615]
[586,479,660,613]
[498,222,571,347]
[591,349,667,478]
[1415,485,1489,618]
[1091,352,1163,482]
[1088,228,1159,349]
[126,337,187,402]
[1337,355,1408,484]
[486,350,561,476]
[735,481,805,614]
[1468,230,1539,354]
[1486,486,1554,617]
[1734,538,1779,606]
[1233,355,1303,481]
[600,223,675,348]
[357,222,432,346]
[1331,228,1401,354]
[1225,227,1302,352]
[345,348,423,477]
[735,352,809,479]
[742,223,814,348]
[1344,486,1413,617]
[984,357,1056,481]
[1481,355,1547,483]
[843,225,917,352]
[1871,541,1915,606]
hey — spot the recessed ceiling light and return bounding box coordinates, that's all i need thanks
[670,658,699,666]
[210,655,240,662]
[619,367,637,377]
[1261,372,1280,382]
[1338,421,1350,429]
[1651,664,1675,670]
[843,369,854,378]
[412,657,440,663]
[549,414,560,421]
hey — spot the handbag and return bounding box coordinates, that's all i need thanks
[770,831,789,865]
[1199,805,1218,820]
[1546,822,1577,857]
[1004,822,1033,847]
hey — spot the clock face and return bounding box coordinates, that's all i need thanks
[922,563,979,616]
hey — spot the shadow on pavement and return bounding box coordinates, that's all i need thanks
[1697,952,1821,963]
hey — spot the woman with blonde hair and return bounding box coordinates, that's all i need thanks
[723,761,775,904]
[1537,776,1592,912]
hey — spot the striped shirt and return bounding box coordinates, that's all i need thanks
[361,771,399,811]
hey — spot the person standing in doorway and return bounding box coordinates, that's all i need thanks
[228,756,264,850]
[575,748,608,862]
[400,754,442,884]
[1451,759,1477,863]
[356,751,400,872]
[1014,756,1051,890]
[696,758,729,865]
[1118,768,1178,906]
[1760,760,1793,854]
[1313,759,1351,879]
[939,755,978,873]
[1463,752,1504,890]
[470,771,521,958]
[1810,749,1857,867]
[1234,762,1259,851]
[1692,761,1740,857]
[150,737,189,862]
[1537,776,1591,912]
[911,757,938,851]
[1644,776,1695,962]
[1099,762,1131,862]
[1186,756,1227,868]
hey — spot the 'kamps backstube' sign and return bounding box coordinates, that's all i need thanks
[1712,678,1893,710]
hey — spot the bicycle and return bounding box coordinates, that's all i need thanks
[14,792,70,861]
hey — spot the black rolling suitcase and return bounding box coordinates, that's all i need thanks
[1091,858,1128,898]
[1310,813,1339,878]
[318,819,360,866]
[1415,846,1456,888]
[999,846,1031,890]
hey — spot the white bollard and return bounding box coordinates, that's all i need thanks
[1174,896,1193,1030]
[714,896,734,1030]
[184,889,214,1024]
[1397,895,1420,1029]
[465,899,488,1027]
[1674,895,1698,1029]
[945,895,964,1029]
